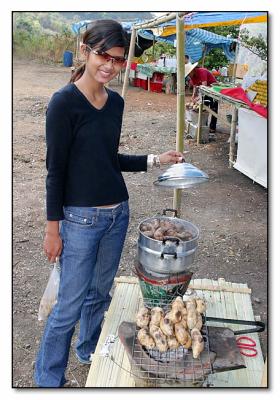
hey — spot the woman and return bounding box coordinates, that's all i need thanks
[185,62,218,134]
[34,19,183,387]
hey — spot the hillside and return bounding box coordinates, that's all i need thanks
[13,12,156,35]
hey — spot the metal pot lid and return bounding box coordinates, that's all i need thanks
[153,162,209,189]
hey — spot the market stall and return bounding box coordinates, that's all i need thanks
[196,82,267,186]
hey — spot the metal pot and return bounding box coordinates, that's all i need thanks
[137,209,199,275]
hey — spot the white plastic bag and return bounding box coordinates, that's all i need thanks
[38,262,60,321]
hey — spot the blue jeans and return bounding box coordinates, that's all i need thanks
[34,201,129,387]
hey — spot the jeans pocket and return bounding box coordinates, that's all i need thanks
[64,210,95,227]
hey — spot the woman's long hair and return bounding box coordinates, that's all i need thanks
[70,19,129,83]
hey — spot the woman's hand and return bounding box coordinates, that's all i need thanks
[159,150,184,165]
[191,95,199,103]
[44,221,62,263]
[44,232,63,263]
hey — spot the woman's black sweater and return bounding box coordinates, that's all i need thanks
[46,83,147,220]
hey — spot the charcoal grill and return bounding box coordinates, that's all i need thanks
[118,297,265,387]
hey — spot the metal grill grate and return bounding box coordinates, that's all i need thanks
[129,296,214,387]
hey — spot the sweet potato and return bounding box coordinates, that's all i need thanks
[137,328,155,350]
[166,309,181,324]
[174,322,192,348]
[149,324,168,352]
[167,335,180,350]
[196,298,206,314]
[191,328,204,358]
[186,309,198,330]
[172,296,185,311]
[176,231,193,241]
[160,315,174,337]
[150,307,164,326]
[153,227,166,241]
[194,312,203,330]
[181,307,188,329]
[136,307,150,328]
[185,299,197,312]
[150,218,160,230]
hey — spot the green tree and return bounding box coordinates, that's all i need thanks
[239,28,267,61]
[201,25,240,70]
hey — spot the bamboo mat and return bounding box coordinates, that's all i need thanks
[85,276,265,388]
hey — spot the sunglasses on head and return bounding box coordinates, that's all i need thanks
[86,46,126,65]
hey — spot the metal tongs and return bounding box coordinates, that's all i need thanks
[203,316,265,335]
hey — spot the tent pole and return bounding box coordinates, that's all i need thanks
[201,46,206,67]
[233,42,240,84]
[133,12,187,29]
[173,13,185,217]
[121,28,136,99]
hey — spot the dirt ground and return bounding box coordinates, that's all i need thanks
[13,60,267,387]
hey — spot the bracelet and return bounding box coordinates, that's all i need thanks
[147,154,160,170]
[153,154,161,168]
[147,154,154,170]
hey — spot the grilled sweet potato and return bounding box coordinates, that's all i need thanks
[137,328,156,350]
[150,307,164,327]
[149,324,168,352]
[191,328,204,358]
[136,307,150,328]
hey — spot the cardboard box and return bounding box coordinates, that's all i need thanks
[228,64,248,78]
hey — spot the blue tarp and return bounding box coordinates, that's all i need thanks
[72,20,92,35]
[138,28,236,62]
[71,12,267,35]
[158,12,267,34]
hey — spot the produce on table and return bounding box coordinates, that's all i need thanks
[191,328,204,358]
[135,295,207,357]
[136,307,150,328]
[186,101,201,112]
[140,219,193,242]
[137,327,156,349]
[247,80,267,107]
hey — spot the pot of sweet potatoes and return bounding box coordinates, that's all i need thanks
[137,209,199,275]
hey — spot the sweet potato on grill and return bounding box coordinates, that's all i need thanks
[167,335,180,350]
[181,307,188,329]
[160,315,174,337]
[150,307,164,326]
[166,309,181,324]
[196,298,206,314]
[174,322,192,349]
[191,328,204,358]
[137,328,156,350]
[136,307,150,328]
[149,324,168,352]
[194,312,203,330]
[186,309,198,330]
[172,296,185,311]
[185,299,197,311]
